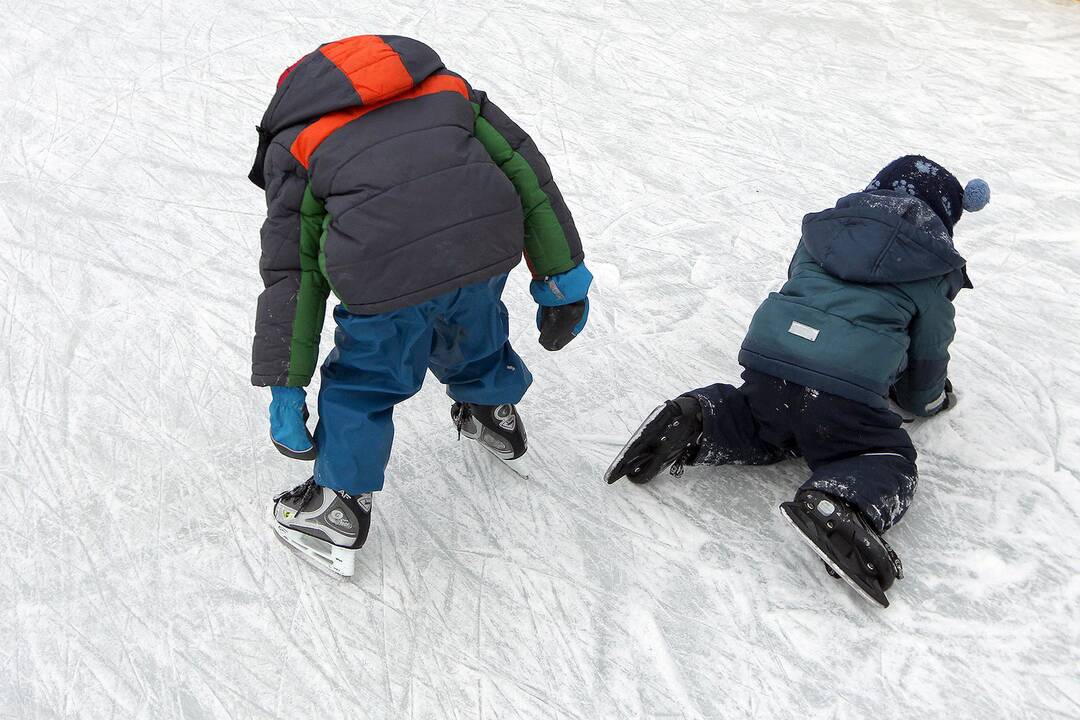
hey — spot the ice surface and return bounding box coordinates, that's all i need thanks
[3,0,1079,718]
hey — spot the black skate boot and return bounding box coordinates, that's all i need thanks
[780,489,904,608]
[272,477,371,578]
[605,396,703,484]
[451,402,529,477]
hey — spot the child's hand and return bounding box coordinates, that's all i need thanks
[922,379,959,417]
[268,386,317,460]
[888,380,957,422]
[939,379,959,413]
[537,300,588,351]
[530,263,593,352]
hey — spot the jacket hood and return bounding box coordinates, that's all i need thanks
[801,190,970,286]
[249,35,446,187]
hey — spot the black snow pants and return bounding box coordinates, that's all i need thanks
[684,369,918,533]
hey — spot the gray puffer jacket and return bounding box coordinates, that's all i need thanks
[249,35,583,386]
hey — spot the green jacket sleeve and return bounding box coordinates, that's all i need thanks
[893,279,956,416]
[470,90,583,278]
[251,140,330,387]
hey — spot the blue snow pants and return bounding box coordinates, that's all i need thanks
[313,274,532,494]
[684,369,918,533]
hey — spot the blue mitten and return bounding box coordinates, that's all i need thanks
[531,263,593,351]
[269,386,317,460]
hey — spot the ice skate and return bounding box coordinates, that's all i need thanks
[272,477,371,578]
[605,396,703,484]
[780,489,903,608]
[451,402,530,478]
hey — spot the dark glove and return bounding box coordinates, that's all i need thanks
[530,263,593,352]
[268,386,317,460]
[537,300,588,351]
[939,379,958,413]
[888,379,957,422]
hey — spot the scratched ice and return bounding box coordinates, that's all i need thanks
[2,1,1079,718]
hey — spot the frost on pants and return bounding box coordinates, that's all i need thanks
[4,0,1079,718]
[685,371,919,533]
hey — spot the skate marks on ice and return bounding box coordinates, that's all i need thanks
[4,0,1080,718]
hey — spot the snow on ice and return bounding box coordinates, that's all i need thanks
[2,0,1079,718]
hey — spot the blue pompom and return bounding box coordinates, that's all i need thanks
[963,178,990,212]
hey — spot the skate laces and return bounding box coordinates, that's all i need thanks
[453,403,471,440]
[274,477,318,510]
[669,446,695,478]
[880,535,905,579]
[667,432,701,479]
[666,403,702,479]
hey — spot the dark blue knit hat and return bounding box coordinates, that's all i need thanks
[866,155,990,234]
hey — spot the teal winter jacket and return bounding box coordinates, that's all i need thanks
[739,191,970,416]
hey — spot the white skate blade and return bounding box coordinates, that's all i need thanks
[779,505,885,608]
[604,403,666,483]
[273,523,356,578]
[478,441,530,479]
[463,435,530,479]
[493,451,530,479]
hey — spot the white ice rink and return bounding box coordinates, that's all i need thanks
[3,1,1080,718]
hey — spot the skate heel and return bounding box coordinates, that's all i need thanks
[779,504,878,605]
[451,402,529,478]
[605,398,702,485]
[274,523,357,578]
[605,403,666,483]
[778,494,898,609]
